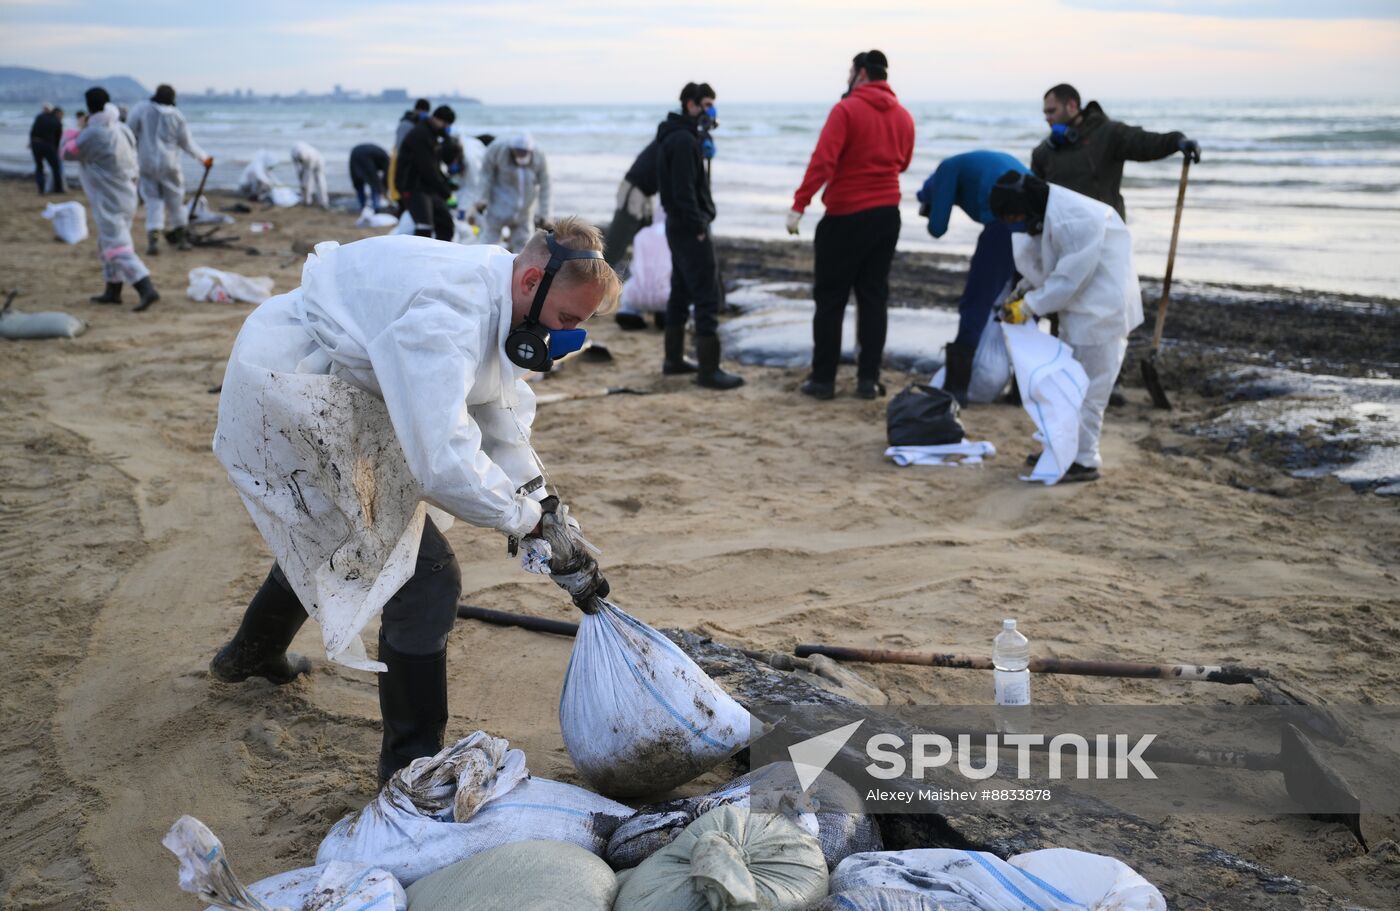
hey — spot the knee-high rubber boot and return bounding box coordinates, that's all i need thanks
[210,571,312,685]
[943,342,975,407]
[695,334,744,390]
[377,633,448,786]
[662,323,697,375]
[132,276,160,312]
[147,229,160,255]
[90,282,122,304]
[173,225,191,251]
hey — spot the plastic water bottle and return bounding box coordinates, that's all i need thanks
[993,619,1031,706]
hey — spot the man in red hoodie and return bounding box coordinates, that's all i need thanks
[787,50,915,400]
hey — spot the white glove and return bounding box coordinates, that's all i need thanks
[524,497,608,612]
[785,209,802,235]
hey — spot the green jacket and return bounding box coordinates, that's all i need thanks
[1030,101,1182,220]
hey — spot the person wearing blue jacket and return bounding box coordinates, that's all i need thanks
[916,150,1028,405]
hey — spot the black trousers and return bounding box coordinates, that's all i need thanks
[810,206,901,383]
[665,221,720,337]
[405,191,455,241]
[31,142,63,194]
[264,518,462,656]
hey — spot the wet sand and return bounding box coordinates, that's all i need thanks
[1,179,1398,908]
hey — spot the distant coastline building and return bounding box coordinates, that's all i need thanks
[380,88,408,102]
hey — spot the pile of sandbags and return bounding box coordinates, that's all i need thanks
[316,731,632,886]
[560,600,754,797]
[405,840,616,911]
[607,761,881,871]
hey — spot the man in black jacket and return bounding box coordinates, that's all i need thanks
[655,82,742,390]
[29,105,65,194]
[395,105,457,240]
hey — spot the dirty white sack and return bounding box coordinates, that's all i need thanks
[831,847,1166,911]
[560,601,755,797]
[162,815,404,911]
[316,731,632,886]
[42,200,88,244]
[1002,321,1089,485]
[0,309,87,340]
[356,206,400,228]
[187,267,275,304]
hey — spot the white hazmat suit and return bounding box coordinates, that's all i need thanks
[238,149,280,200]
[63,103,149,285]
[475,134,550,252]
[127,100,207,231]
[213,236,547,670]
[291,141,329,208]
[1011,185,1143,469]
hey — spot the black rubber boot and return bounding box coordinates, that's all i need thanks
[90,282,122,304]
[614,312,648,331]
[147,229,160,255]
[943,342,975,407]
[377,633,448,786]
[855,378,886,400]
[662,323,698,375]
[173,225,191,251]
[695,335,744,390]
[132,276,160,312]
[652,311,666,330]
[800,378,835,400]
[210,570,312,685]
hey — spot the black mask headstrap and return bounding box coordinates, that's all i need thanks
[521,232,604,330]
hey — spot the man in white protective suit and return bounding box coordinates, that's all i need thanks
[64,87,161,311]
[209,216,620,784]
[127,83,212,255]
[290,140,329,208]
[473,133,551,252]
[989,171,1143,482]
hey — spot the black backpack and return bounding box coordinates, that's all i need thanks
[886,384,965,446]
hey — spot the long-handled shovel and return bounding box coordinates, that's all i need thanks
[1141,157,1191,409]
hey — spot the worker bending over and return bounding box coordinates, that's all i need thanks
[991,172,1143,483]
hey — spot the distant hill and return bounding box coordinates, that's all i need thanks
[0,66,149,104]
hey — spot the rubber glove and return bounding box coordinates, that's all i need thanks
[786,209,802,235]
[202,157,214,168]
[1000,297,1033,325]
[1178,138,1201,163]
[446,195,457,208]
[526,497,609,612]
[474,200,488,214]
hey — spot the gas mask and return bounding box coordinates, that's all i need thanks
[505,233,603,372]
[1049,123,1079,147]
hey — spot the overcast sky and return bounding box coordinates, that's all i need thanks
[2,0,1398,104]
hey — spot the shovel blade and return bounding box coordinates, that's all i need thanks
[1280,723,1364,847]
[1141,355,1172,410]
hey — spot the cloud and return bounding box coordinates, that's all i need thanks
[1062,0,1400,20]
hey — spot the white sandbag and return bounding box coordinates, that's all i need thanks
[316,731,631,886]
[620,219,671,314]
[192,196,236,225]
[930,314,1012,405]
[809,889,943,911]
[356,206,400,228]
[405,839,616,911]
[607,761,881,871]
[1002,322,1090,485]
[162,815,405,911]
[268,185,299,208]
[392,211,416,235]
[614,805,829,911]
[0,310,87,340]
[42,200,88,244]
[187,267,275,304]
[830,847,1166,911]
[560,600,755,797]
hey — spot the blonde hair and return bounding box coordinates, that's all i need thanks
[520,216,621,316]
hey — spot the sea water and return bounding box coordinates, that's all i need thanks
[3,96,1398,297]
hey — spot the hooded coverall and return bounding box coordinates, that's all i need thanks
[128,100,207,232]
[291,141,329,208]
[1011,185,1144,468]
[64,104,150,285]
[475,139,550,253]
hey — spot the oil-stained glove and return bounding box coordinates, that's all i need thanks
[1178,138,1201,164]
[999,297,1033,325]
[785,209,802,236]
[523,497,609,613]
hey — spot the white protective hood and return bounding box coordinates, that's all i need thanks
[213,236,546,670]
[1011,185,1144,347]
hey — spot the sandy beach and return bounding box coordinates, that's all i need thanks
[2,178,1398,909]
